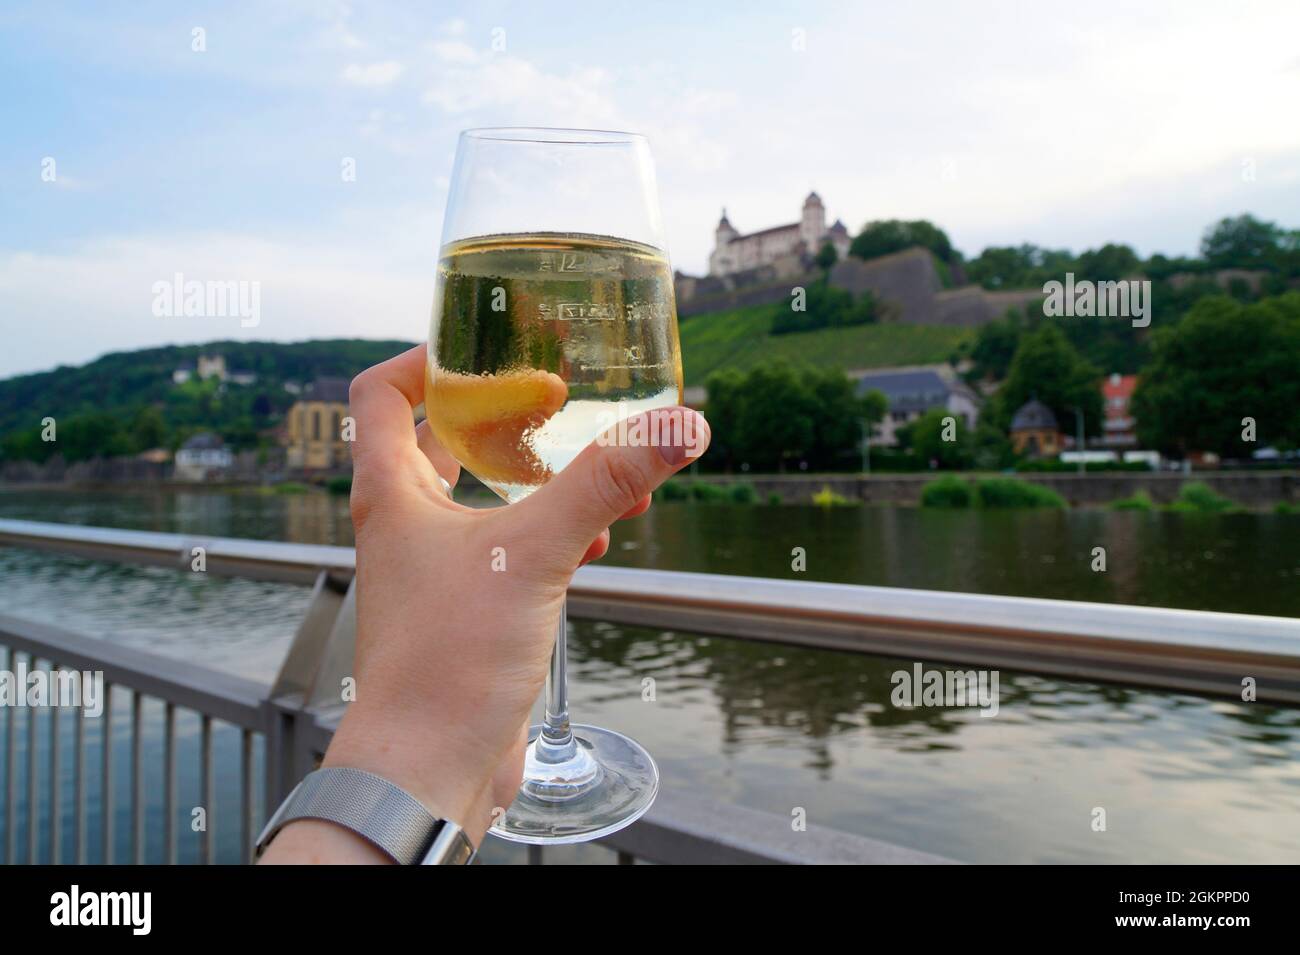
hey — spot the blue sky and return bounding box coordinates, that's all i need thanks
[2,0,1299,377]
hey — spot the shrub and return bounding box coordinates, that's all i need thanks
[273,481,309,495]
[920,475,973,508]
[1275,501,1299,515]
[811,484,857,507]
[689,482,729,503]
[1109,490,1153,511]
[767,492,783,506]
[658,480,689,501]
[1169,481,1234,513]
[728,482,757,504]
[326,476,353,496]
[974,477,1066,509]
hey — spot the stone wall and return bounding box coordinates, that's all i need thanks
[677,246,1044,327]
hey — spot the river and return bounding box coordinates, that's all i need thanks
[0,488,1297,864]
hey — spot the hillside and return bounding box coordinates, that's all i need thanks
[679,301,973,385]
[0,340,416,458]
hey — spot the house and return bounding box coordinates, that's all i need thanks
[174,432,233,481]
[284,377,351,471]
[1099,373,1139,449]
[1009,400,1063,459]
[854,365,981,447]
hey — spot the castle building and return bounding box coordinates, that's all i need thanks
[708,192,851,277]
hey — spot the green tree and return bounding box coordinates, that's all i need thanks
[1075,243,1140,282]
[901,407,974,469]
[1200,214,1285,270]
[966,309,1024,381]
[814,241,839,270]
[850,219,958,264]
[964,244,1074,289]
[1132,292,1300,456]
[992,324,1103,436]
[129,405,167,451]
[703,362,876,472]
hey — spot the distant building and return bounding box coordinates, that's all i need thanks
[854,366,981,447]
[285,377,351,471]
[1099,373,1139,449]
[709,192,851,276]
[172,353,256,386]
[174,432,233,481]
[1009,400,1062,459]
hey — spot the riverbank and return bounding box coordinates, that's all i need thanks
[684,469,1300,507]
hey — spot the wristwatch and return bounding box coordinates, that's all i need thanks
[255,767,476,865]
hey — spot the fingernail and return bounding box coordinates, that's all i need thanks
[657,408,709,466]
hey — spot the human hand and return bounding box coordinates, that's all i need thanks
[261,344,709,861]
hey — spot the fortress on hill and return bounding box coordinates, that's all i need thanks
[709,193,851,276]
[676,192,1041,328]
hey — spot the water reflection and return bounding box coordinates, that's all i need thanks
[1,489,1299,861]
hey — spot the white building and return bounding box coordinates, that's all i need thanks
[172,353,256,386]
[174,432,233,481]
[708,192,851,277]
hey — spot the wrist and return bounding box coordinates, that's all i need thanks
[322,700,498,847]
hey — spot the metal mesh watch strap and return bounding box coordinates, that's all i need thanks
[256,767,475,865]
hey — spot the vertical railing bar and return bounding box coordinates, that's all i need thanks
[164,702,176,865]
[131,691,143,865]
[27,655,39,864]
[50,665,61,865]
[74,689,85,865]
[241,729,254,865]
[102,681,113,865]
[527,845,543,865]
[4,645,14,865]
[200,715,213,865]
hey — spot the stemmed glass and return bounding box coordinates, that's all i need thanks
[423,128,683,843]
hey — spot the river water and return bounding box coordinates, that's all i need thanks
[0,488,1297,864]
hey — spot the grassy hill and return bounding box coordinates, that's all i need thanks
[679,301,973,385]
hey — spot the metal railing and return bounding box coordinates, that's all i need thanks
[3,517,1300,864]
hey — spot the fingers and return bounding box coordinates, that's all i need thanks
[348,344,428,474]
[580,529,610,566]
[516,407,709,564]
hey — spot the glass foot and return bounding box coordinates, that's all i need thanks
[489,723,658,845]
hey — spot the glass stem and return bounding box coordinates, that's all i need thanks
[536,600,576,762]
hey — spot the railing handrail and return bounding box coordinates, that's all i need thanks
[4,517,1299,704]
[0,611,949,864]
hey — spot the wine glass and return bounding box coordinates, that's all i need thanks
[423,128,683,844]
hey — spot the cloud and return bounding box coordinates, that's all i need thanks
[341,60,403,88]
[0,224,435,378]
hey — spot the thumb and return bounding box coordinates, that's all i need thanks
[517,406,710,561]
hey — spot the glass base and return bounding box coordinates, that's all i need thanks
[489,723,658,845]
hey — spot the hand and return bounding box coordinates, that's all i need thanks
[260,344,709,862]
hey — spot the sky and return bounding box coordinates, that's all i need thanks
[2,0,1299,378]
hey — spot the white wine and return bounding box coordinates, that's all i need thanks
[425,232,684,502]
